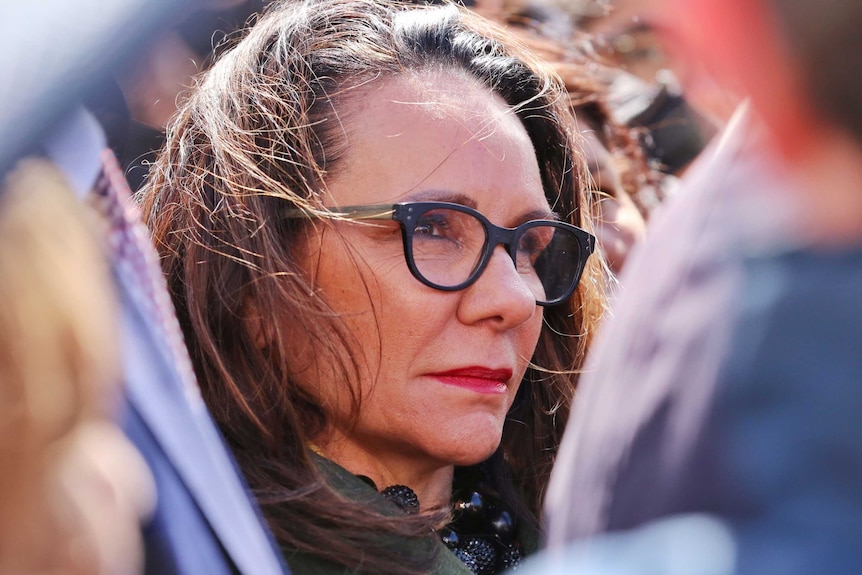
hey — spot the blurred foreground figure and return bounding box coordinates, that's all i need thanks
[0,160,153,575]
[1,0,290,572]
[521,514,735,575]
[545,0,862,572]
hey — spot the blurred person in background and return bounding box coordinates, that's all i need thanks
[541,0,725,176]
[543,0,862,572]
[570,0,739,126]
[573,85,650,276]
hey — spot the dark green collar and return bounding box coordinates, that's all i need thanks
[284,453,473,575]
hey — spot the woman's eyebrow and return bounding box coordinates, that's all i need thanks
[520,208,559,223]
[401,189,558,223]
[402,189,477,208]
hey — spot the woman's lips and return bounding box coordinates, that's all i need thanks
[427,367,513,394]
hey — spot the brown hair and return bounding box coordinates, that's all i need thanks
[139,0,605,572]
[500,19,664,217]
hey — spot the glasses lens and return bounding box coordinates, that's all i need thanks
[409,207,487,287]
[518,224,584,304]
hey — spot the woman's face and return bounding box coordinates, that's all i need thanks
[289,71,548,480]
[583,131,647,274]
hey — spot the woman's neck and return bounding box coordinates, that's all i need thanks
[312,437,455,510]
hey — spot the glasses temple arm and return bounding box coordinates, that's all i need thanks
[282,204,396,220]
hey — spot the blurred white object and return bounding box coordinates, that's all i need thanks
[517,514,735,575]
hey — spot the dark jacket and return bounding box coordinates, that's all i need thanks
[283,456,473,575]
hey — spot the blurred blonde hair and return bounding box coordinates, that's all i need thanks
[0,159,145,574]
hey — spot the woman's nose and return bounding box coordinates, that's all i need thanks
[456,245,538,330]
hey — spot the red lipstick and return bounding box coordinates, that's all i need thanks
[427,366,512,394]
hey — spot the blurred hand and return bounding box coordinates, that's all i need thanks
[0,159,154,575]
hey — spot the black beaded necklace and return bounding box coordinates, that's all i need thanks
[373,465,525,575]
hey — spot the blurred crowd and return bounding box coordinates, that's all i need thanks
[2,0,861,574]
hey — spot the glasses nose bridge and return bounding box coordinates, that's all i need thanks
[484,222,520,265]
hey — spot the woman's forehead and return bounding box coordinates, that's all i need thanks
[354,70,517,132]
[323,72,546,216]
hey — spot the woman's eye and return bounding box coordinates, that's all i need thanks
[519,227,554,262]
[414,214,451,237]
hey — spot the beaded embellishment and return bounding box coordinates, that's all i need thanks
[377,467,525,574]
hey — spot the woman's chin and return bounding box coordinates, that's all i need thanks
[432,426,503,467]
[449,448,498,468]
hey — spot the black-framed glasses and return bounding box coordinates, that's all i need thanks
[284,201,595,306]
